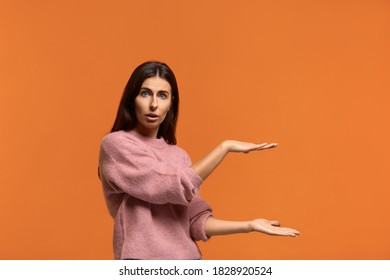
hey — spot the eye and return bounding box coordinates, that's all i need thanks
[158,93,168,100]
[140,90,150,97]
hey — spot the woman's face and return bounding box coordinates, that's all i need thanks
[134,76,172,138]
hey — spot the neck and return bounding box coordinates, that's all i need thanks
[134,124,159,139]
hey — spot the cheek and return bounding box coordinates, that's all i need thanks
[158,104,170,122]
[134,99,144,114]
[163,103,171,115]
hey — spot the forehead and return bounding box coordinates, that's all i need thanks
[141,76,171,92]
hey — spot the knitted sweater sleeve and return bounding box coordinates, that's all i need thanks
[189,195,213,241]
[182,152,213,241]
[98,134,203,205]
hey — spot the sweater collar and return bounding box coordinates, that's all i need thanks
[125,129,167,149]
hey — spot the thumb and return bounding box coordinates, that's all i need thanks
[270,220,281,227]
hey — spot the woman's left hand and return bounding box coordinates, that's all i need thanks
[249,219,300,237]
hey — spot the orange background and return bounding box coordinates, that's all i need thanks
[1,0,389,259]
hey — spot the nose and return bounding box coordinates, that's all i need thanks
[149,96,158,111]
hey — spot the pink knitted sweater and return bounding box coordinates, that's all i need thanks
[98,129,212,259]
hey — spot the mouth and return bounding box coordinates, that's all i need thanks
[145,113,159,122]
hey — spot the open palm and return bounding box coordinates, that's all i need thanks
[249,219,300,237]
[224,140,278,153]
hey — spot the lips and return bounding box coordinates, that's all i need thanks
[145,113,159,122]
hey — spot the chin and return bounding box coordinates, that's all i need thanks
[140,122,161,131]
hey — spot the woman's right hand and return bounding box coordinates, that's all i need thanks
[222,140,278,153]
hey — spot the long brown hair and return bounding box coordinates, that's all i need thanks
[110,61,179,144]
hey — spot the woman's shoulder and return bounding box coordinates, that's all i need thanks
[171,144,188,155]
[101,130,127,144]
[169,144,192,164]
[100,130,142,151]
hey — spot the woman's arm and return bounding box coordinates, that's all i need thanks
[204,217,300,237]
[99,135,202,205]
[191,140,277,180]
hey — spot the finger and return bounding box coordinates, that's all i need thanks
[264,143,278,149]
[289,232,300,237]
[256,143,277,150]
[257,143,268,148]
[283,228,300,237]
[270,220,281,227]
[267,225,300,237]
[270,229,290,237]
[292,230,300,236]
[250,143,268,151]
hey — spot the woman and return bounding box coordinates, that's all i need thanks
[98,61,300,260]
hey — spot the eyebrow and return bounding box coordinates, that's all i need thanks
[140,87,170,95]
